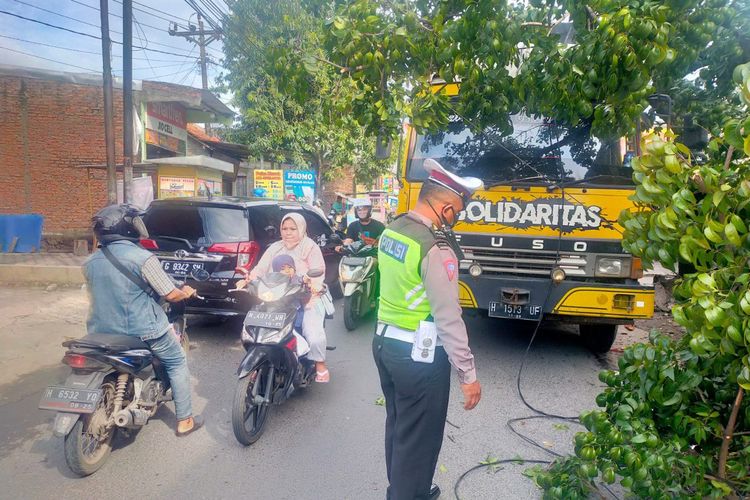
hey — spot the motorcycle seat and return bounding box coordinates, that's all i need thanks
[63,333,149,351]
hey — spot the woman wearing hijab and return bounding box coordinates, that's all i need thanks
[247,212,330,382]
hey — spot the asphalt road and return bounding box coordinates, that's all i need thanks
[0,286,611,499]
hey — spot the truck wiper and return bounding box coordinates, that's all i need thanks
[488,175,557,189]
[546,174,633,191]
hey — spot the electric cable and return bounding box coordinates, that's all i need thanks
[0,34,196,62]
[439,106,622,499]
[0,44,99,72]
[0,10,200,58]
[66,0,189,32]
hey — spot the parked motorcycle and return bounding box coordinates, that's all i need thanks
[231,269,327,445]
[38,270,206,476]
[338,240,378,331]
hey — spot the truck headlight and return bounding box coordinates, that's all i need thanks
[596,257,627,277]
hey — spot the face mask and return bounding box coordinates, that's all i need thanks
[426,200,465,260]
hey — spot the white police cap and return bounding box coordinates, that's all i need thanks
[423,159,484,200]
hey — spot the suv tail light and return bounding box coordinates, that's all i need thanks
[140,239,159,250]
[208,241,260,271]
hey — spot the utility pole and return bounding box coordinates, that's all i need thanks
[169,14,220,135]
[122,0,133,203]
[100,0,116,204]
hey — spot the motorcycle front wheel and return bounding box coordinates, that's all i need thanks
[232,362,271,445]
[63,381,116,476]
[343,291,362,331]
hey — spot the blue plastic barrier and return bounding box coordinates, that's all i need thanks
[0,214,44,253]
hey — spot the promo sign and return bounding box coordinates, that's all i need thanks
[283,170,316,202]
[254,170,284,200]
[145,102,187,155]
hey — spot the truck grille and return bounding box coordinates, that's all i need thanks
[460,246,587,277]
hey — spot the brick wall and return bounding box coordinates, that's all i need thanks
[0,75,125,236]
[319,165,355,212]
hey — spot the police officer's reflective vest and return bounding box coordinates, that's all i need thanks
[377,214,439,331]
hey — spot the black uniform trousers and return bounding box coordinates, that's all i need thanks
[372,331,451,500]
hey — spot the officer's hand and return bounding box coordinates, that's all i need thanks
[460,380,481,410]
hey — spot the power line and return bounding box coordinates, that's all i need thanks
[6,1,199,55]
[0,10,201,58]
[0,45,99,72]
[130,0,191,23]
[0,34,197,62]
[67,0,185,33]
[132,12,157,77]
[112,0,190,25]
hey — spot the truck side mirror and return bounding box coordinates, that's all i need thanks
[375,134,392,159]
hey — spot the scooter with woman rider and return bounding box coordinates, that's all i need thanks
[230,213,334,444]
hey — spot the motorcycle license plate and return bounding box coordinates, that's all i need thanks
[162,261,205,277]
[244,311,287,329]
[488,302,543,321]
[39,386,102,413]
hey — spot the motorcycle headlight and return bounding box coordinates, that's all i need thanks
[259,322,294,344]
[595,257,630,277]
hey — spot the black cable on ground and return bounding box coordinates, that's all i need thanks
[448,138,623,499]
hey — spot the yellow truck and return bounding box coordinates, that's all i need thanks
[396,83,654,352]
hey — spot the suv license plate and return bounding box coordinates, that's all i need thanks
[39,386,102,413]
[488,302,543,321]
[162,261,205,276]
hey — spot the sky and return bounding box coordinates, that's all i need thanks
[0,0,229,101]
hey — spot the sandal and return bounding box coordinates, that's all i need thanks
[175,414,205,437]
[315,369,330,383]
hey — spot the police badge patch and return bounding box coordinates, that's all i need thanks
[444,259,457,281]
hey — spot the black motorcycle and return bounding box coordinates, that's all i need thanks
[231,269,328,445]
[38,270,206,476]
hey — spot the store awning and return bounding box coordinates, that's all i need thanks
[148,155,234,174]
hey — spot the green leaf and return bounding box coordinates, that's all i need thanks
[632,433,647,443]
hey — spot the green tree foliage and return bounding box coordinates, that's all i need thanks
[269,0,748,139]
[529,64,750,499]
[220,0,391,186]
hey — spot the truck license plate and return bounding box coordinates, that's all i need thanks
[488,302,542,321]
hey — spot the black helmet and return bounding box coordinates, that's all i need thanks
[92,204,149,245]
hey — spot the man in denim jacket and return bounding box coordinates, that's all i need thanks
[84,204,203,437]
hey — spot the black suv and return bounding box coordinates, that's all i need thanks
[141,197,342,316]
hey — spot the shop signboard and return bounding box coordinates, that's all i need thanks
[253,170,284,200]
[145,102,187,155]
[159,176,195,198]
[283,170,316,202]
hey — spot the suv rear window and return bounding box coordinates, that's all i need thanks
[145,205,251,245]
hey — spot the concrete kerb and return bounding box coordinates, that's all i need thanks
[0,264,85,285]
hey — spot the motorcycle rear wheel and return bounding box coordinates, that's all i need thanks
[343,291,362,331]
[232,363,271,445]
[63,381,116,476]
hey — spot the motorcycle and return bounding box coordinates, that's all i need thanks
[338,240,378,331]
[38,269,206,476]
[231,269,328,445]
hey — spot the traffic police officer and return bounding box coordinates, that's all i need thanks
[373,159,483,499]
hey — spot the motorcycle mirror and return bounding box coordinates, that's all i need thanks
[307,269,324,279]
[190,268,210,282]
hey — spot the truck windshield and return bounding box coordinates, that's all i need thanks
[406,115,634,187]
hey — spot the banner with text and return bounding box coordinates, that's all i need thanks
[253,170,284,200]
[145,102,187,155]
[283,170,316,202]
